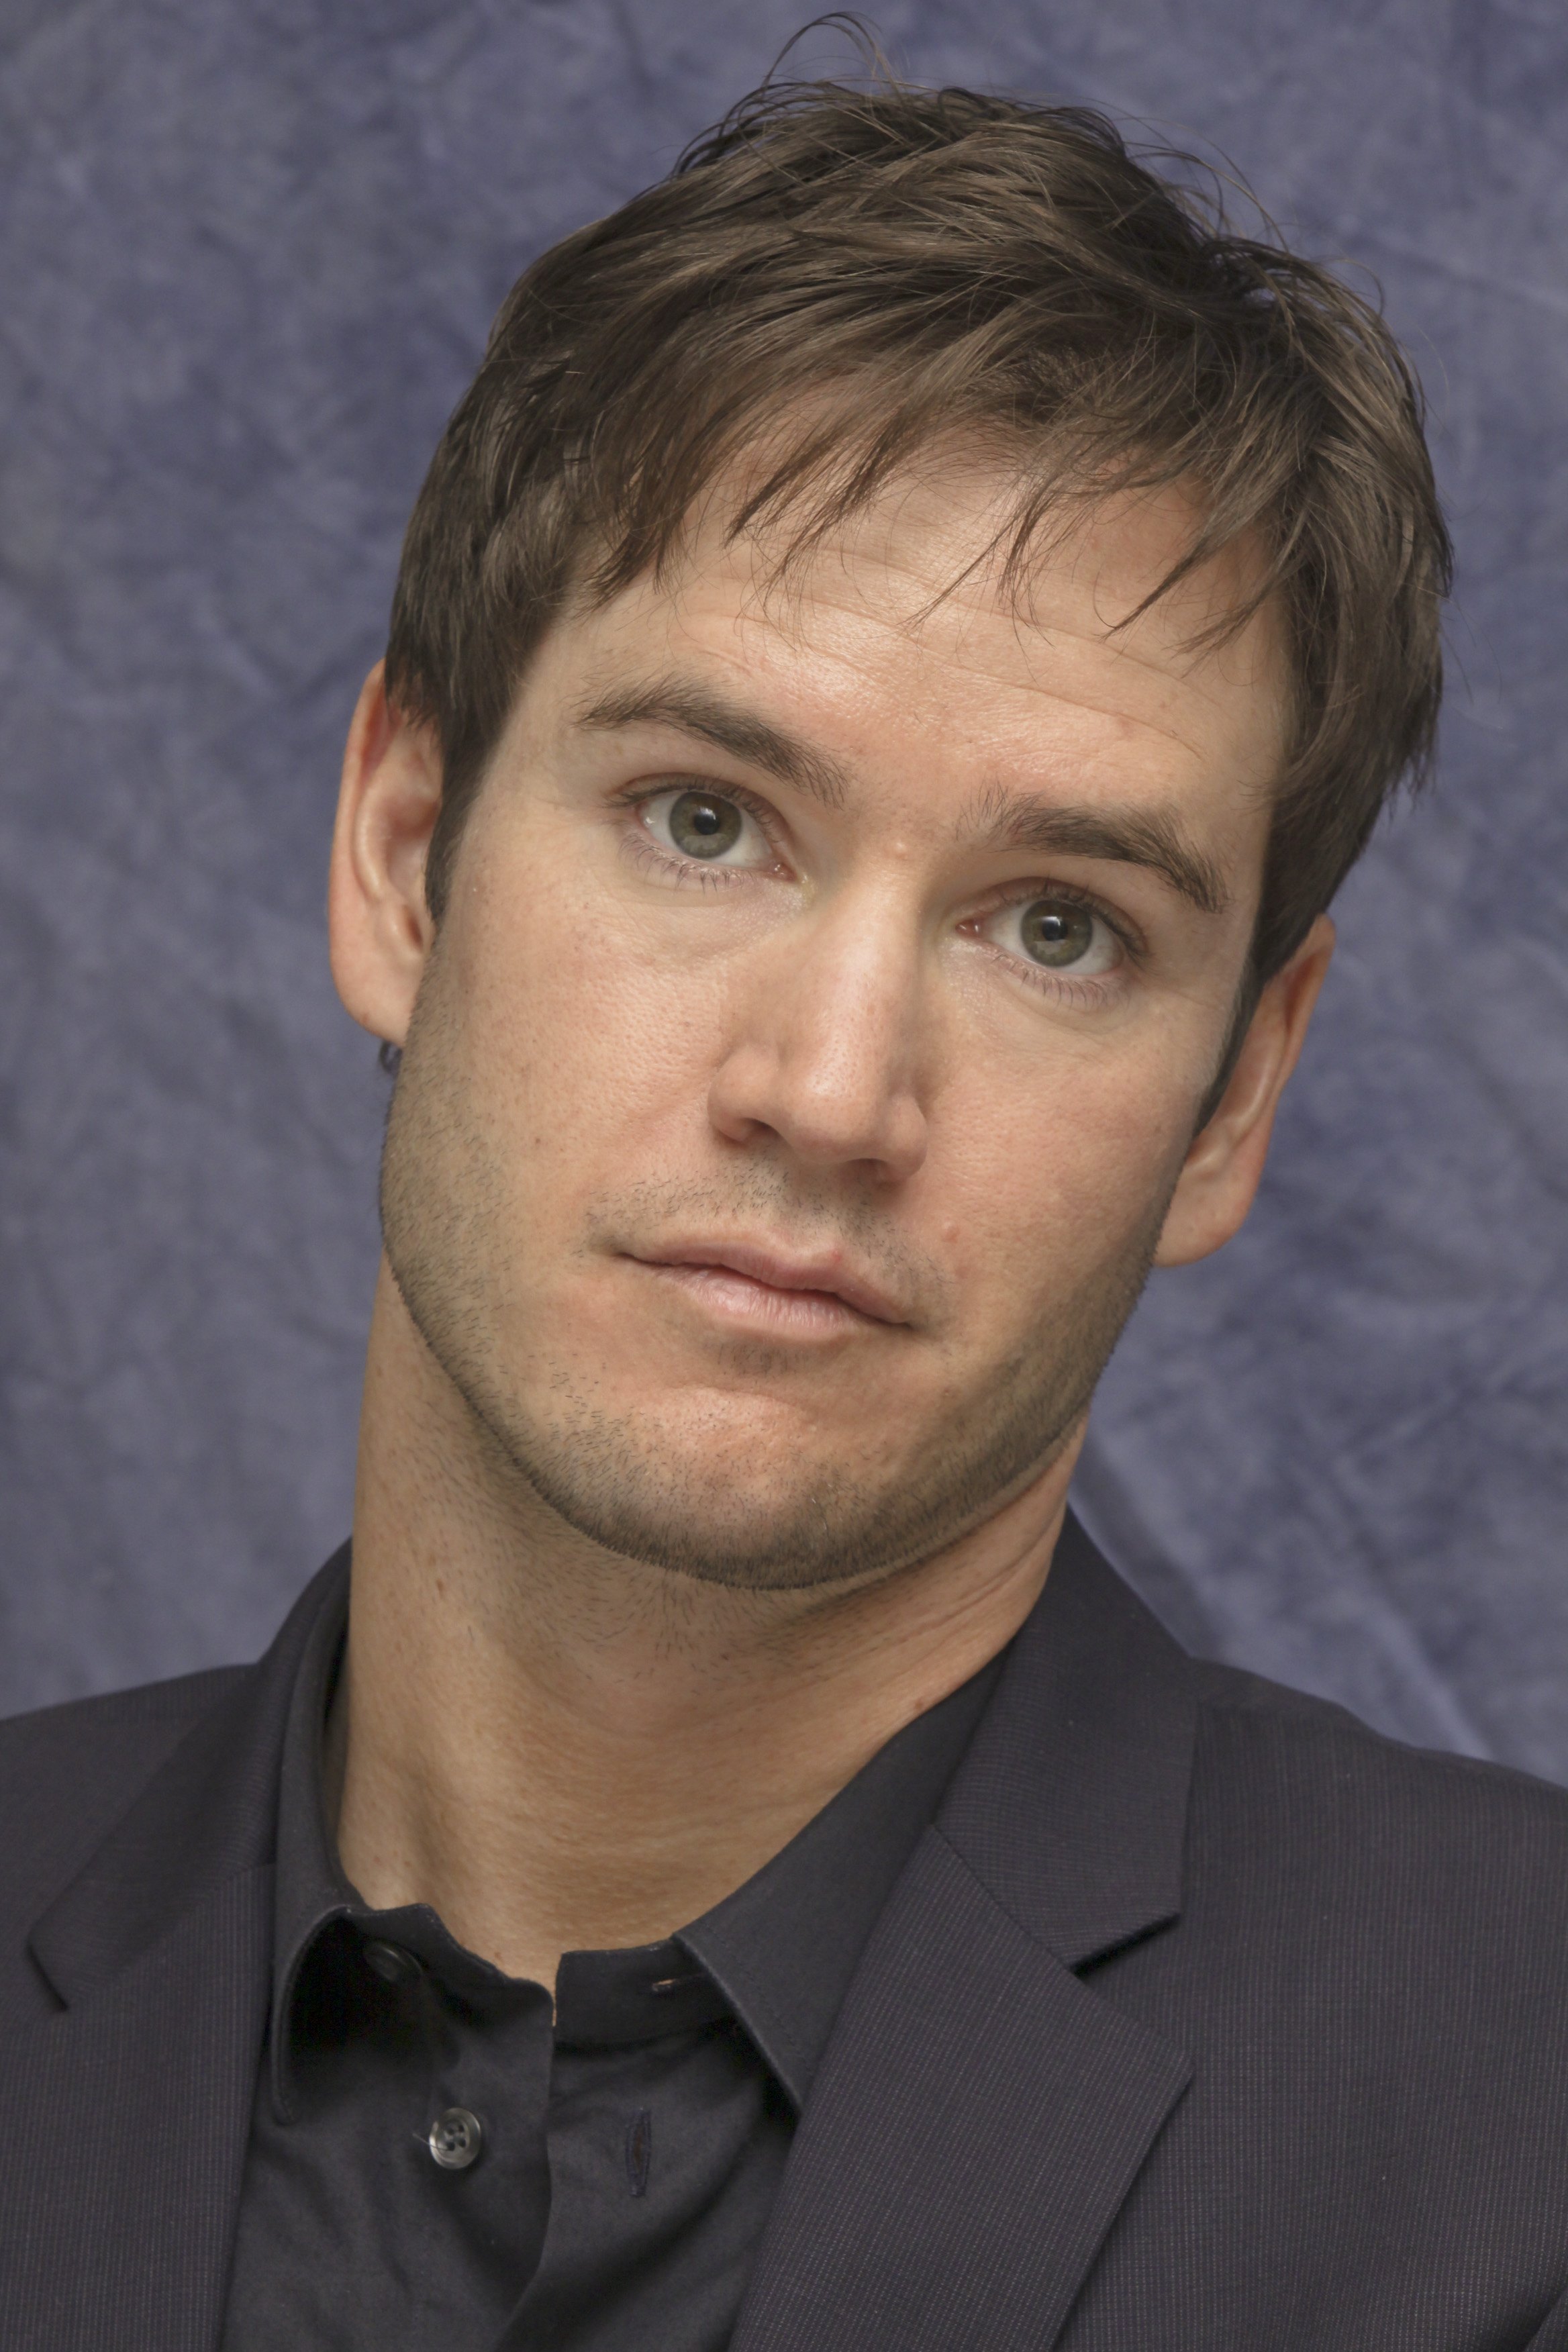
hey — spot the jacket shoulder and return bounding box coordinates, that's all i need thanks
[1196,1652,1568,1794]
[0,1664,249,1743]
[1187,1654,1568,1908]
[0,1667,253,1993]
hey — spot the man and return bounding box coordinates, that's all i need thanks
[4,70,1567,2352]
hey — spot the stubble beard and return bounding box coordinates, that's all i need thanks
[379,981,1172,1596]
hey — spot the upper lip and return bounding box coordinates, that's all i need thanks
[632,1238,906,1325]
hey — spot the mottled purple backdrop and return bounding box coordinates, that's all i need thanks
[2,1,1565,1771]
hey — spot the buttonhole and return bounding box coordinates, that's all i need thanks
[626,2109,652,2198]
[649,1971,703,1994]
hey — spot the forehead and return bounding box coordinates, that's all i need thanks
[550,464,1289,824]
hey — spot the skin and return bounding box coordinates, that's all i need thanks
[326,467,1332,1984]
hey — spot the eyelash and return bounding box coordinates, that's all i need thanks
[614,783,1142,995]
[614,781,787,889]
[964,880,1143,1000]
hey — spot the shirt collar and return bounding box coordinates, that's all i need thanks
[267,1552,356,2119]
[267,1552,1004,2120]
[679,1657,1001,2107]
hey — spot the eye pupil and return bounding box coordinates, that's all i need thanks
[1020,898,1094,967]
[669,792,742,859]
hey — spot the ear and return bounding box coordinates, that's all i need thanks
[328,661,442,1046]
[1155,913,1335,1268]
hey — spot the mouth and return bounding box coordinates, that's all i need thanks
[624,1238,907,1338]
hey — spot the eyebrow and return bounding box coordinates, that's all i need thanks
[963,786,1230,918]
[573,674,1228,918]
[572,676,850,810]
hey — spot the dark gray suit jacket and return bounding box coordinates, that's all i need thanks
[5,1516,1568,2349]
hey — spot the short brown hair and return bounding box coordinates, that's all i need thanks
[385,75,1451,982]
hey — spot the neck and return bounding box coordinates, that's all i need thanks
[332,1261,1077,1986]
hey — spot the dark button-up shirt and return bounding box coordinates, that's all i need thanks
[218,1564,1002,2350]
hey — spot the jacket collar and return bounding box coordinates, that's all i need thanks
[0,1552,348,2352]
[731,1512,1201,2352]
[27,1545,347,2010]
[938,1506,1195,1966]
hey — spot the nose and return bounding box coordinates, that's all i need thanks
[707,893,929,1184]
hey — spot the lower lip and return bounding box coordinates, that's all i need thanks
[634,1261,880,1338]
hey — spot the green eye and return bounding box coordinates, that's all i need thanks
[668,792,743,859]
[1018,898,1095,967]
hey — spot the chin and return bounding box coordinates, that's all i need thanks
[506,1395,905,1591]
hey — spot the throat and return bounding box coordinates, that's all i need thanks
[336,1289,1071,1983]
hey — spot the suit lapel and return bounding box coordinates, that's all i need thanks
[0,1871,273,2352]
[730,1828,1191,2352]
[734,1515,1202,2352]
[0,1554,344,2352]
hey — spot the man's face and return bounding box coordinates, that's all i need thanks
[378,470,1285,1588]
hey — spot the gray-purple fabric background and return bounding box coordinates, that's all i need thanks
[3,1,1565,1768]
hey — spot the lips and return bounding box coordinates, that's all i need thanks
[629,1238,905,1326]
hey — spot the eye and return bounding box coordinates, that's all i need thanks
[640,787,772,869]
[985,894,1122,978]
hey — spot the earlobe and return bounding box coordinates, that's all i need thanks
[328,663,444,1046]
[1154,914,1335,1269]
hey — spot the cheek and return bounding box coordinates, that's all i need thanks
[453,842,733,1169]
[931,1048,1197,1313]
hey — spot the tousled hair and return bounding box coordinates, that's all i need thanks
[385,72,1451,983]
